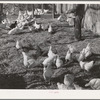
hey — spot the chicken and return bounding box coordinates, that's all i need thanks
[8,27,18,35]
[84,43,92,58]
[57,15,61,21]
[16,40,20,49]
[67,44,76,53]
[22,51,35,67]
[79,61,94,72]
[65,50,72,62]
[56,55,63,68]
[48,45,56,58]
[78,48,86,61]
[43,65,54,82]
[64,74,74,86]
[33,21,41,30]
[42,56,56,68]
[22,51,28,67]
[48,24,53,33]
[85,78,100,90]
[10,21,17,29]
[57,82,75,90]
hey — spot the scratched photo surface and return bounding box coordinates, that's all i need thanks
[0,3,100,90]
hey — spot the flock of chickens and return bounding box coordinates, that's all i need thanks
[1,10,100,90]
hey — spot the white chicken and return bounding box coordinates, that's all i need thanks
[33,21,41,30]
[68,44,76,53]
[84,43,92,58]
[57,15,61,21]
[78,48,86,61]
[8,27,18,35]
[22,51,28,67]
[64,74,74,86]
[42,56,56,68]
[22,51,34,67]
[79,60,94,72]
[48,24,53,33]
[65,50,72,62]
[43,65,54,81]
[48,45,56,58]
[85,78,100,90]
[16,40,20,49]
[56,55,63,68]
[57,82,75,90]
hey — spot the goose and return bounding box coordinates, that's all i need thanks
[16,40,20,49]
[56,55,63,68]
[43,65,54,82]
[48,45,56,58]
[65,50,72,62]
[85,78,100,90]
[48,24,53,33]
[79,60,94,72]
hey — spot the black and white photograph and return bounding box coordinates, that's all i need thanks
[0,0,100,95]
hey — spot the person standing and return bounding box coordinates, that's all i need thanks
[66,4,85,41]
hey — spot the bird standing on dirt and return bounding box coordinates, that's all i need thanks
[10,21,17,29]
[48,24,53,34]
[84,43,92,59]
[85,78,100,90]
[16,40,20,49]
[79,60,94,72]
[65,50,72,62]
[56,55,63,68]
[43,64,54,83]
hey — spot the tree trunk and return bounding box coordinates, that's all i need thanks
[32,4,34,18]
[52,4,55,18]
[0,4,3,14]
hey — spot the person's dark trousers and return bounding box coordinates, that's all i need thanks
[74,15,82,41]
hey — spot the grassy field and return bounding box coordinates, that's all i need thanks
[0,18,100,89]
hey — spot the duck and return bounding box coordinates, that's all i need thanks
[43,65,54,82]
[85,78,100,90]
[65,50,72,62]
[48,24,53,34]
[79,60,94,72]
[84,43,92,58]
[56,55,63,68]
[16,40,20,49]
[48,45,56,58]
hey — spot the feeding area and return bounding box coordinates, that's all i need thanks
[0,3,100,90]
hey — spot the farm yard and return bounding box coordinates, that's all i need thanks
[0,4,100,90]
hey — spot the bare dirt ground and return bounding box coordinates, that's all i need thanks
[0,18,100,89]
